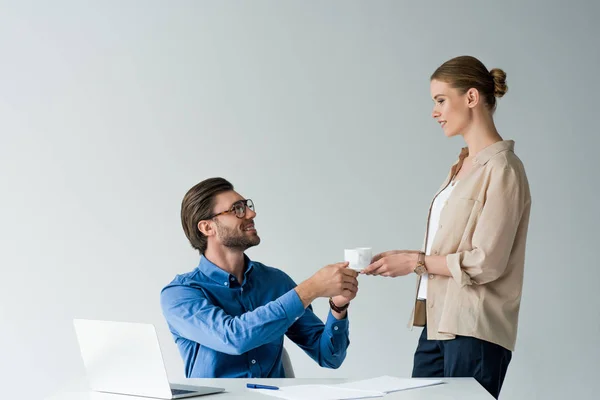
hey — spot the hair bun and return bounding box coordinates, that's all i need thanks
[490,68,508,98]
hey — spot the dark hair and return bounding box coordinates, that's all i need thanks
[431,55,508,112]
[181,177,234,254]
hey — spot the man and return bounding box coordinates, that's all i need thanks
[160,177,359,378]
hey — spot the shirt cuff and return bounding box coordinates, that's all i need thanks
[278,289,306,324]
[325,309,349,335]
[446,253,473,287]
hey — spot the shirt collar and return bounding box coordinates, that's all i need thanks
[457,140,515,166]
[198,254,255,287]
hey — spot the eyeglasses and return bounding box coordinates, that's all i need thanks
[208,199,255,220]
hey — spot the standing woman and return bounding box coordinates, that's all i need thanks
[362,55,531,399]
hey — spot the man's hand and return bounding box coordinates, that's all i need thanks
[295,262,359,307]
[310,262,359,298]
[331,289,357,307]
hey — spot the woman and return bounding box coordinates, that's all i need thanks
[362,55,531,399]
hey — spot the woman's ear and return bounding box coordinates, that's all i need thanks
[466,88,480,108]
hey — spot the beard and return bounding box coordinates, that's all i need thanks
[215,220,261,251]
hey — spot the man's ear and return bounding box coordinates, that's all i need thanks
[466,88,480,108]
[198,220,215,237]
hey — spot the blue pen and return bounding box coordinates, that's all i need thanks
[247,383,279,390]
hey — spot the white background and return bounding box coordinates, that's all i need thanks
[1,1,598,399]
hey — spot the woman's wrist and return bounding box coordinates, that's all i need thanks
[423,255,452,276]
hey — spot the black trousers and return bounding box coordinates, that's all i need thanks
[412,325,512,399]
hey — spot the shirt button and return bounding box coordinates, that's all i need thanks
[224,282,228,286]
[240,287,244,292]
[429,274,435,279]
[230,277,235,281]
[334,326,339,331]
[251,359,256,364]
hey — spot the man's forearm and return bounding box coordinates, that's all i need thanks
[294,279,319,308]
[318,313,349,369]
[330,296,349,320]
[331,309,347,320]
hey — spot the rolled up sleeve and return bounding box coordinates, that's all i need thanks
[447,165,527,286]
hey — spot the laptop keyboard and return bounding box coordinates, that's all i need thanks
[171,388,195,395]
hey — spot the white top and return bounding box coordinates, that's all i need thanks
[417,181,458,300]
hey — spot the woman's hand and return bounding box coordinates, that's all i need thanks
[361,250,420,277]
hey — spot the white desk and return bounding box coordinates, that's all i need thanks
[45,378,493,400]
[46,378,493,400]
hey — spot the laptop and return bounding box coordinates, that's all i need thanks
[73,319,225,399]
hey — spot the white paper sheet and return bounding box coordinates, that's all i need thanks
[334,375,445,393]
[252,376,444,399]
[254,384,383,400]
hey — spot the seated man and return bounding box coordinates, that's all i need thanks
[160,177,359,378]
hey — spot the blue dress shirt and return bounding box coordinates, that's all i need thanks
[160,255,350,378]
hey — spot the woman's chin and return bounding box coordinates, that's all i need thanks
[443,128,460,138]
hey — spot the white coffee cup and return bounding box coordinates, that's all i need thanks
[344,247,372,271]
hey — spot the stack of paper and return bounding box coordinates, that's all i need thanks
[253,376,444,400]
[334,375,444,394]
[255,384,383,400]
